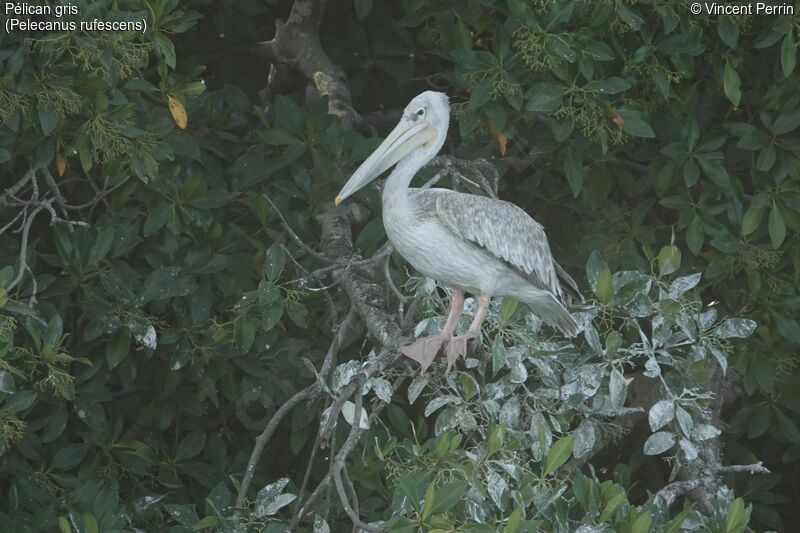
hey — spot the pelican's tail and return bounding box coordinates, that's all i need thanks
[525,291,579,337]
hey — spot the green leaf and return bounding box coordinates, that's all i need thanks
[388,517,417,533]
[774,313,800,344]
[139,267,195,305]
[564,147,583,197]
[741,204,766,236]
[5,390,36,412]
[768,203,786,248]
[83,513,99,533]
[775,406,800,442]
[584,77,631,94]
[718,18,739,48]
[526,83,560,112]
[254,478,296,517]
[599,491,626,521]
[632,510,652,533]
[596,267,614,304]
[772,110,800,135]
[88,228,115,266]
[492,337,507,376]
[748,404,772,438]
[725,497,747,533]
[605,331,622,358]
[586,250,608,292]
[683,158,699,186]
[144,203,171,236]
[505,508,522,533]
[485,424,506,458]
[756,143,776,171]
[423,480,467,517]
[781,32,797,77]
[398,471,432,513]
[618,108,656,139]
[154,32,176,68]
[665,509,691,533]
[545,35,575,62]
[265,244,286,282]
[354,0,373,20]
[38,104,58,136]
[193,517,219,531]
[0,148,10,164]
[657,245,682,276]
[697,156,730,187]
[616,3,643,29]
[234,317,255,352]
[52,443,87,470]
[543,435,574,474]
[0,371,15,394]
[176,430,206,461]
[643,431,674,455]
[506,0,538,25]
[106,327,130,370]
[500,298,518,322]
[471,82,496,114]
[686,215,704,254]
[45,314,63,349]
[713,318,757,339]
[58,516,72,533]
[723,62,741,107]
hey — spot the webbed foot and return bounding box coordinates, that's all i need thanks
[444,334,475,372]
[400,335,448,373]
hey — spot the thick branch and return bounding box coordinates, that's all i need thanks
[318,205,403,349]
[255,0,357,124]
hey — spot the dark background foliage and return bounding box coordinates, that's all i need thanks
[0,0,798,531]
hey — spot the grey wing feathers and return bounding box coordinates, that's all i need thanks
[430,190,568,301]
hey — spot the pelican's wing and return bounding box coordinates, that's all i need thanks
[420,189,572,302]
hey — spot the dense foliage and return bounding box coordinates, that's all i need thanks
[1,0,798,531]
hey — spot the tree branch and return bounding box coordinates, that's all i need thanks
[255,0,358,125]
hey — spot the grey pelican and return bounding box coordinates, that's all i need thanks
[336,91,579,372]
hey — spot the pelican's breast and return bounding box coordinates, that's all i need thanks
[382,190,507,294]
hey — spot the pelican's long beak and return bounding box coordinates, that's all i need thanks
[335,119,436,205]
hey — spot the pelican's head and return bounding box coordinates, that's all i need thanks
[335,91,450,205]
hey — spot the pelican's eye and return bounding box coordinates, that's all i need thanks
[415,108,425,117]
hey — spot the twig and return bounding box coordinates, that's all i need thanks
[8,203,46,292]
[331,379,381,532]
[264,194,329,263]
[0,169,35,207]
[0,210,25,236]
[236,384,321,510]
[41,167,69,222]
[383,255,408,304]
[718,462,770,475]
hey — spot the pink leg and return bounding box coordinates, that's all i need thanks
[401,290,465,372]
[445,294,491,371]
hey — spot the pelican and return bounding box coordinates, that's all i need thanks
[336,91,579,372]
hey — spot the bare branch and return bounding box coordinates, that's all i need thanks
[654,480,700,508]
[236,384,321,510]
[318,204,403,348]
[331,380,381,532]
[718,462,770,475]
[264,194,329,263]
[0,169,34,207]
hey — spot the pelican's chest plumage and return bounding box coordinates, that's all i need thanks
[382,193,504,294]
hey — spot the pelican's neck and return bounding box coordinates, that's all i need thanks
[382,150,431,208]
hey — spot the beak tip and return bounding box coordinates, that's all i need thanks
[335,196,342,206]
